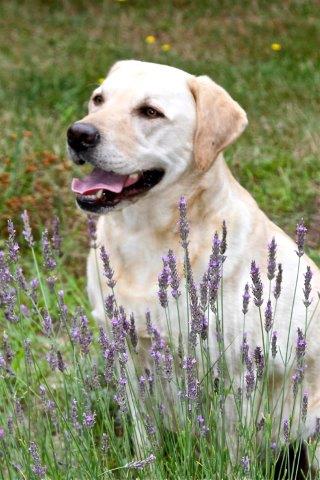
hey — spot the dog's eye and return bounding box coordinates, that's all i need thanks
[138,106,164,119]
[92,94,104,106]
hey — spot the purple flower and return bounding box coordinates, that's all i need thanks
[220,220,227,255]
[129,313,138,350]
[254,346,264,380]
[145,368,154,396]
[57,290,68,326]
[158,259,170,308]
[138,375,147,398]
[267,238,277,280]
[29,278,39,303]
[274,263,283,300]
[296,219,307,257]
[182,356,199,402]
[100,246,115,288]
[302,392,308,422]
[73,309,92,355]
[296,328,307,359]
[242,283,250,315]
[197,415,209,436]
[83,409,96,428]
[303,266,313,307]
[264,300,273,332]
[241,333,250,368]
[20,304,30,317]
[51,216,62,256]
[105,294,115,318]
[271,331,278,358]
[167,249,181,299]
[179,196,189,248]
[245,368,255,398]
[114,372,128,413]
[42,310,52,337]
[200,272,208,310]
[103,342,115,383]
[145,415,156,439]
[163,345,173,381]
[241,455,250,475]
[21,210,34,247]
[250,261,263,307]
[46,346,58,371]
[41,228,57,270]
[126,453,156,470]
[29,442,47,478]
[283,419,289,443]
[46,275,57,292]
[7,219,20,262]
[0,427,4,439]
[57,350,65,372]
[71,399,81,431]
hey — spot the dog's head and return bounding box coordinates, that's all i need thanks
[68,60,247,214]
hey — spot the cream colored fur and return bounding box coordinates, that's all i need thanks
[74,60,320,461]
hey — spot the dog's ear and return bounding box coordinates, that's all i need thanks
[188,75,248,171]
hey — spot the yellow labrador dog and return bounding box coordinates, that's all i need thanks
[68,60,320,462]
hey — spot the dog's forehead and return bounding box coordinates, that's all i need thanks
[102,60,193,98]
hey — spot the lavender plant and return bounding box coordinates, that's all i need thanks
[0,205,319,479]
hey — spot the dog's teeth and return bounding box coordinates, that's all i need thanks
[96,189,103,198]
[129,173,139,181]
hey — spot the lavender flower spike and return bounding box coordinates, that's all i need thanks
[41,228,57,270]
[250,260,263,307]
[242,283,250,315]
[241,455,250,475]
[167,249,181,299]
[271,331,278,358]
[296,219,307,257]
[126,454,156,470]
[51,215,62,256]
[283,419,289,443]
[83,409,96,428]
[274,263,283,300]
[296,328,307,359]
[179,196,189,248]
[100,246,116,288]
[7,219,20,262]
[264,300,273,332]
[29,442,47,478]
[267,237,277,280]
[158,259,170,308]
[303,266,313,307]
[302,392,308,423]
[21,210,34,247]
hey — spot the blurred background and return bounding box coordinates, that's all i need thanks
[1,0,319,273]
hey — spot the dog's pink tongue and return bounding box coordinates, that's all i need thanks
[72,168,135,195]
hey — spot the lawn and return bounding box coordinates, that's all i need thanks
[0,1,319,478]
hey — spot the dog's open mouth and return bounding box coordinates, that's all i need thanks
[71,167,164,212]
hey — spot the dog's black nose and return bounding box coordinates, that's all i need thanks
[67,123,100,151]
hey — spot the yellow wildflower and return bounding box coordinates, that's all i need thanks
[145,35,156,44]
[161,43,171,52]
[271,43,282,51]
[97,78,105,85]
